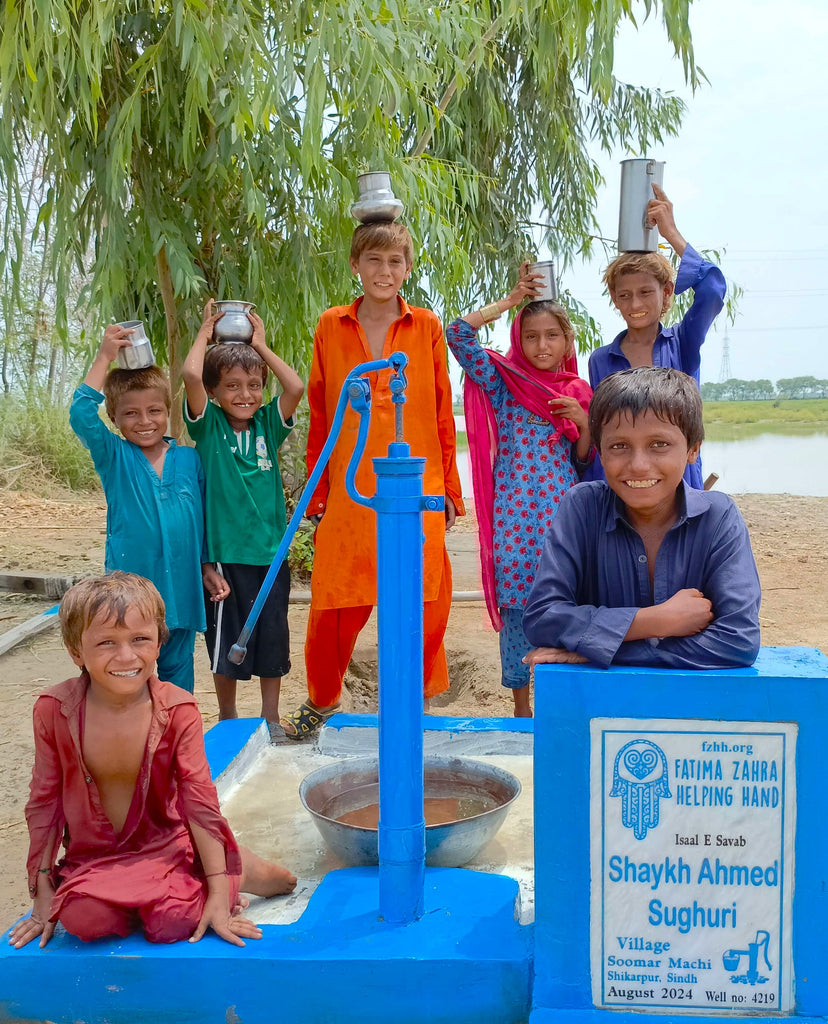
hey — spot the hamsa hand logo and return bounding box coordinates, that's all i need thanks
[610,739,671,840]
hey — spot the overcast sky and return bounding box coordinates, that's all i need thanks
[471,0,828,386]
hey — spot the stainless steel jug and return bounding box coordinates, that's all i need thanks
[527,260,557,301]
[115,321,155,370]
[618,158,665,252]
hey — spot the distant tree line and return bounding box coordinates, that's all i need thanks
[701,377,828,401]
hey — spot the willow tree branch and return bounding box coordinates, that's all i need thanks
[411,16,503,158]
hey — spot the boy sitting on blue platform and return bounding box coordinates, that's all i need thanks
[523,367,760,670]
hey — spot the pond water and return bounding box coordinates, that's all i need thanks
[453,416,828,497]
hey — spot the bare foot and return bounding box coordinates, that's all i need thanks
[239,846,297,896]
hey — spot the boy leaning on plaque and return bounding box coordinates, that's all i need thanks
[523,367,761,671]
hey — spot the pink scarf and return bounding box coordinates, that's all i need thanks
[463,308,593,631]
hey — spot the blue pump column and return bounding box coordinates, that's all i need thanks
[373,442,443,923]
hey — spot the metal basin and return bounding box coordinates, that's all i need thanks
[299,755,521,867]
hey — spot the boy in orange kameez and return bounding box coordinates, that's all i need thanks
[281,222,465,738]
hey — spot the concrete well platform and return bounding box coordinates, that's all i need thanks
[0,715,534,1024]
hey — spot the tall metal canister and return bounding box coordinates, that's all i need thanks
[618,158,665,252]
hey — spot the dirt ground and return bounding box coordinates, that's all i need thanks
[1,487,826,931]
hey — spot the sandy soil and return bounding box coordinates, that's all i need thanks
[1,487,826,930]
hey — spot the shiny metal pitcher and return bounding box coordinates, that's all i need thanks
[527,260,557,301]
[115,321,155,370]
[618,158,665,252]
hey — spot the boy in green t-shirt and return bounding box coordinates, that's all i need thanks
[183,302,304,730]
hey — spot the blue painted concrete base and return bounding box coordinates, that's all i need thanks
[529,1012,828,1024]
[0,867,531,1024]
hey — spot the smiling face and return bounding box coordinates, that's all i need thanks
[600,409,700,523]
[611,271,674,333]
[112,387,169,452]
[208,366,265,429]
[519,311,572,371]
[350,246,411,303]
[69,606,161,701]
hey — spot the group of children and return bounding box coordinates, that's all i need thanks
[10,184,761,950]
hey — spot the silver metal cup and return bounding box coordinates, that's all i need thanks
[618,158,665,252]
[527,261,557,301]
[213,300,256,344]
[115,320,155,370]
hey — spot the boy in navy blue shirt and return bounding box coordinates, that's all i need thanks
[523,367,760,670]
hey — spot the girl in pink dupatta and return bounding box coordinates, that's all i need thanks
[445,267,592,716]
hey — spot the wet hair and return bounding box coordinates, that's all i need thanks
[588,367,705,450]
[603,251,675,316]
[103,366,170,421]
[350,222,414,266]
[519,301,576,347]
[203,344,267,390]
[60,571,169,656]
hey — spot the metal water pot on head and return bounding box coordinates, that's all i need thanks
[212,301,256,344]
[618,158,665,252]
[350,171,404,223]
[526,261,557,302]
[115,321,155,370]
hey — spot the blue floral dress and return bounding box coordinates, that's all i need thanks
[446,318,582,686]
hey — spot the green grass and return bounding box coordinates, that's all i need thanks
[703,399,828,426]
[0,393,102,492]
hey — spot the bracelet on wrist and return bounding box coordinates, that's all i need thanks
[204,870,227,878]
[38,868,51,874]
[479,301,503,325]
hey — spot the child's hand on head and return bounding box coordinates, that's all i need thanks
[645,185,686,254]
[248,311,267,352]
[197,298,224,340]
[505,261,544,308]
[100,324,134,363]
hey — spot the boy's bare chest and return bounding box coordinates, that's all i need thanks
[83,703,152,800]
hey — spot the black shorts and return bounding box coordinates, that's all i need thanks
[204,561,291,680]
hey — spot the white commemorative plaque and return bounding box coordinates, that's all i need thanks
[590,718,796,1013]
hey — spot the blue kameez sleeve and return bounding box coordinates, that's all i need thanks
[672,244,727,376]
[69,383,120,472]
[445,318,506,400]
[613,504,761,670]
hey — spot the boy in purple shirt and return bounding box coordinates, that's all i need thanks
[523,367,760,670]
[587,186,726,489]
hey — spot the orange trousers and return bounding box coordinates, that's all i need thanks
[305,549,452,707]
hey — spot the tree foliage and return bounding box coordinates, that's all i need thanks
[701,377,828,402]
[1,0,703,431]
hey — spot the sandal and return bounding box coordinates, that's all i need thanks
[280,702,341,741]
